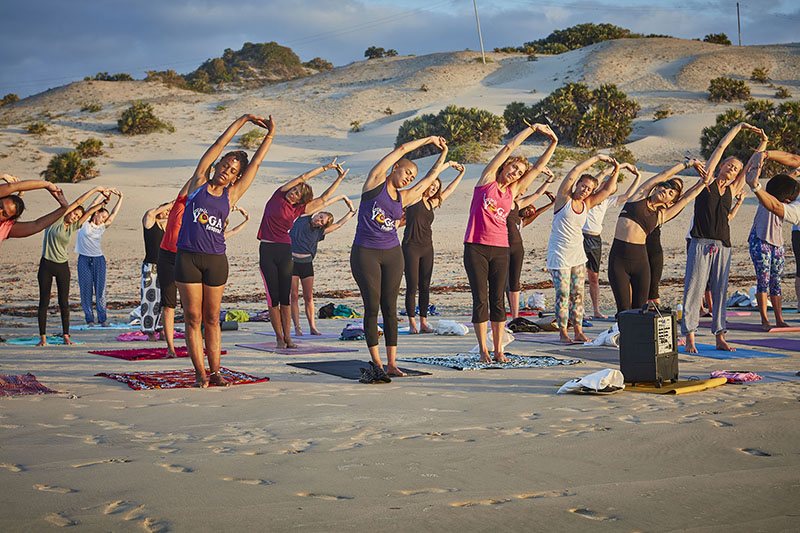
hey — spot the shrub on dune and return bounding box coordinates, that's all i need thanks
[117,102,174,135]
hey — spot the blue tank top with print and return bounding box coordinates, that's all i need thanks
[353,182,402,249]
[176,184,230,255]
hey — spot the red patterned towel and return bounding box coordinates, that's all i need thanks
[88,347,226,361]
[0,373,60,396]
[96,367,269,390]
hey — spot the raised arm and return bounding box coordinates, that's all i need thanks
[585,156,621,208]
[521,191,555,227]
[7,190,69,238]
[142,200,175,229]
[103,189,123,226]
[438,161,466,205]
[557,155,606,200]
[224,206,250,239]
[365,136,445,192]
[630,159,703,202]
[324,197,356,235]
[64,185,107,216]
[0,175,61,198]
[509,125,559,196]
[78,192,109,226]
[705,122,755,178]
[228,115,274,206]
[399,142,448,206]
[663,173,713,223]
[728,191,745,221]
[516,167,556,209]
[612,163,642,206]
[744,150,790,219]
[766,150,800,169]
[480,123,551,187]
[303,162,349,213]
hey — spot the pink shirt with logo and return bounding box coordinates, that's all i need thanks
[0,219,14,244]
[464,181,513,247]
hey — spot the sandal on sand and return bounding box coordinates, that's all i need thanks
[209,371,231,388]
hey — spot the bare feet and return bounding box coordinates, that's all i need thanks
[775,321,791,328]
[559,333,574,344]
[493,352,510,363]
[284,340,299,349]
[100,322,110,327]
[685,341,698,353]
[715,335,736,351]
[36,338,47,347]
[408,325,420,334]
[87,322,95,328]
[592,313,607,319]
[478,350,492,363]
[573,333,590,343]
[310,328,322,335]
[761,319,772,331]
[146,332,158,341]
[62,335,75,345]
[166,350,178,358]
[419,325,435,333]
[295,328,304,336]
[194,370,209,388]
[209,372,231,387]
[386,364,406,377]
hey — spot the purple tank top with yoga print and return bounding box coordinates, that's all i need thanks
[176,184,230,255]
[353,182,402,249]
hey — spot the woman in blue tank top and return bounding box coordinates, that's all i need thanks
[175,114,275,388]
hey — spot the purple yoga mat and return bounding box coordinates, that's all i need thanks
[731,338,800,352]
[254,331,341,339]
[236,342,358,355]
[699,321,800,333]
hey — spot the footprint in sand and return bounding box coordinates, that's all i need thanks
[740,448,771,456]
[45,512,76,527]
[34,484,77,493]
[104,500,132,515]
[141,517,169,532]
[518,489,574,499]
[222,477,275,486]
[72,458,131,468]
[569,508,618,521]
[397,488,459,496]
[1,462,24,472]
[450,498,510,508]
[160,463,193,473]
[296,492,353,501]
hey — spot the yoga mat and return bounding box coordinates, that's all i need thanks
[72,322,136,331]
[397,353,581,371]
[236,342,358,355]
[255,331,340,340]
[0,373,61,396]
[117,331,185,342]
[679,344,790,360]
[88,347,227,361]
[96,367,269,390]
[506,311,542,317]
[625,377,727,395]
[726,311,752,317]
[731,338,800,352]
[287,360,431,379]
[699,321,800,333]
[5,336,84,345]
[513,332,584,346]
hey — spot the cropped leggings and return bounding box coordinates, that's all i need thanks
[402,242,434,318]
[748,229,784,296]
[259,241,293,307]
[350,244,404,347]
[37,257,71,336]
[608,239,651,314]
[549,265,585,329]
[507,241,524,292]
[464,243,509,323]
[645,226,663,301]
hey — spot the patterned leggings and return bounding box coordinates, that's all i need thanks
[77,255,107,324]
[549,265,585,329]
[140,262,162,333]
[748,230,784,296]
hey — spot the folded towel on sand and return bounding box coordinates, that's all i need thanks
[88,347,225,361]
[117,331,185,342]
[96,367,269,390]
[398,354,581,371]
[0,373,60,396]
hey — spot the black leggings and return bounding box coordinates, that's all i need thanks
[793,230,800,277]
[259,241,293,307]
[402,242,434,318]
[608,239,650,315]
[37,257,71,336]
[350,244,404,347]
[464,243,509,323]
[507,241,524,292]
[646,227,663,301]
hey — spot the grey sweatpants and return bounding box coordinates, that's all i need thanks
[681,237,731,336]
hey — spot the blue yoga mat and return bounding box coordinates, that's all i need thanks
[5,336,85,346]
[680,343,789,359]
[72,322,136,331]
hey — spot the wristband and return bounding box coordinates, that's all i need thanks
[750,182,762,192]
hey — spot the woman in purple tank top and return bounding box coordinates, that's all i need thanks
[175,114,275,388]
[351,135,449,384]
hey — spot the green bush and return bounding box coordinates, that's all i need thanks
[700,100,800,179]
[350,120,362,132]
[364,46,386,59]
[81,103,102,112]
[26,122,48,135]
[117,102,174,135]
[386,49,398,57]
[85,72,134,81]
[383,107,394,115]
[504,82,639,148]
[303,57,333,71]
[1,93,19,107]
[239,129,265,149]
[750,67,769,83]
[550,146,593,168]
[395,105,504,160]
[187,42,306,87]
[703,33,731,45]
[447,141,486,164]
[775,86,791,99]
[708,77,750,102]
[654,106,671,120]
[610,145,637,166]
[41,150,98,183]
[76,138,104,157]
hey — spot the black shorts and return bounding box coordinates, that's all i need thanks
[583,233,602,273]
[293,261,314,279]
[175,249,229,287]
[157,249,178,308]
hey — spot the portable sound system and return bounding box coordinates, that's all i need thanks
[618,305,678,387]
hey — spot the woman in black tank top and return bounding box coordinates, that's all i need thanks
[140,200,173,340]
[607,159,710,315]
[401,161,464,333]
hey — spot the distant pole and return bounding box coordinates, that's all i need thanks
[737,2,741,46]
[473,0,486,64]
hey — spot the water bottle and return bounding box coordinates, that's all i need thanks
[676,304,683,321]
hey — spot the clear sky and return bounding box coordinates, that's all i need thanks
[2,0,798,98]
